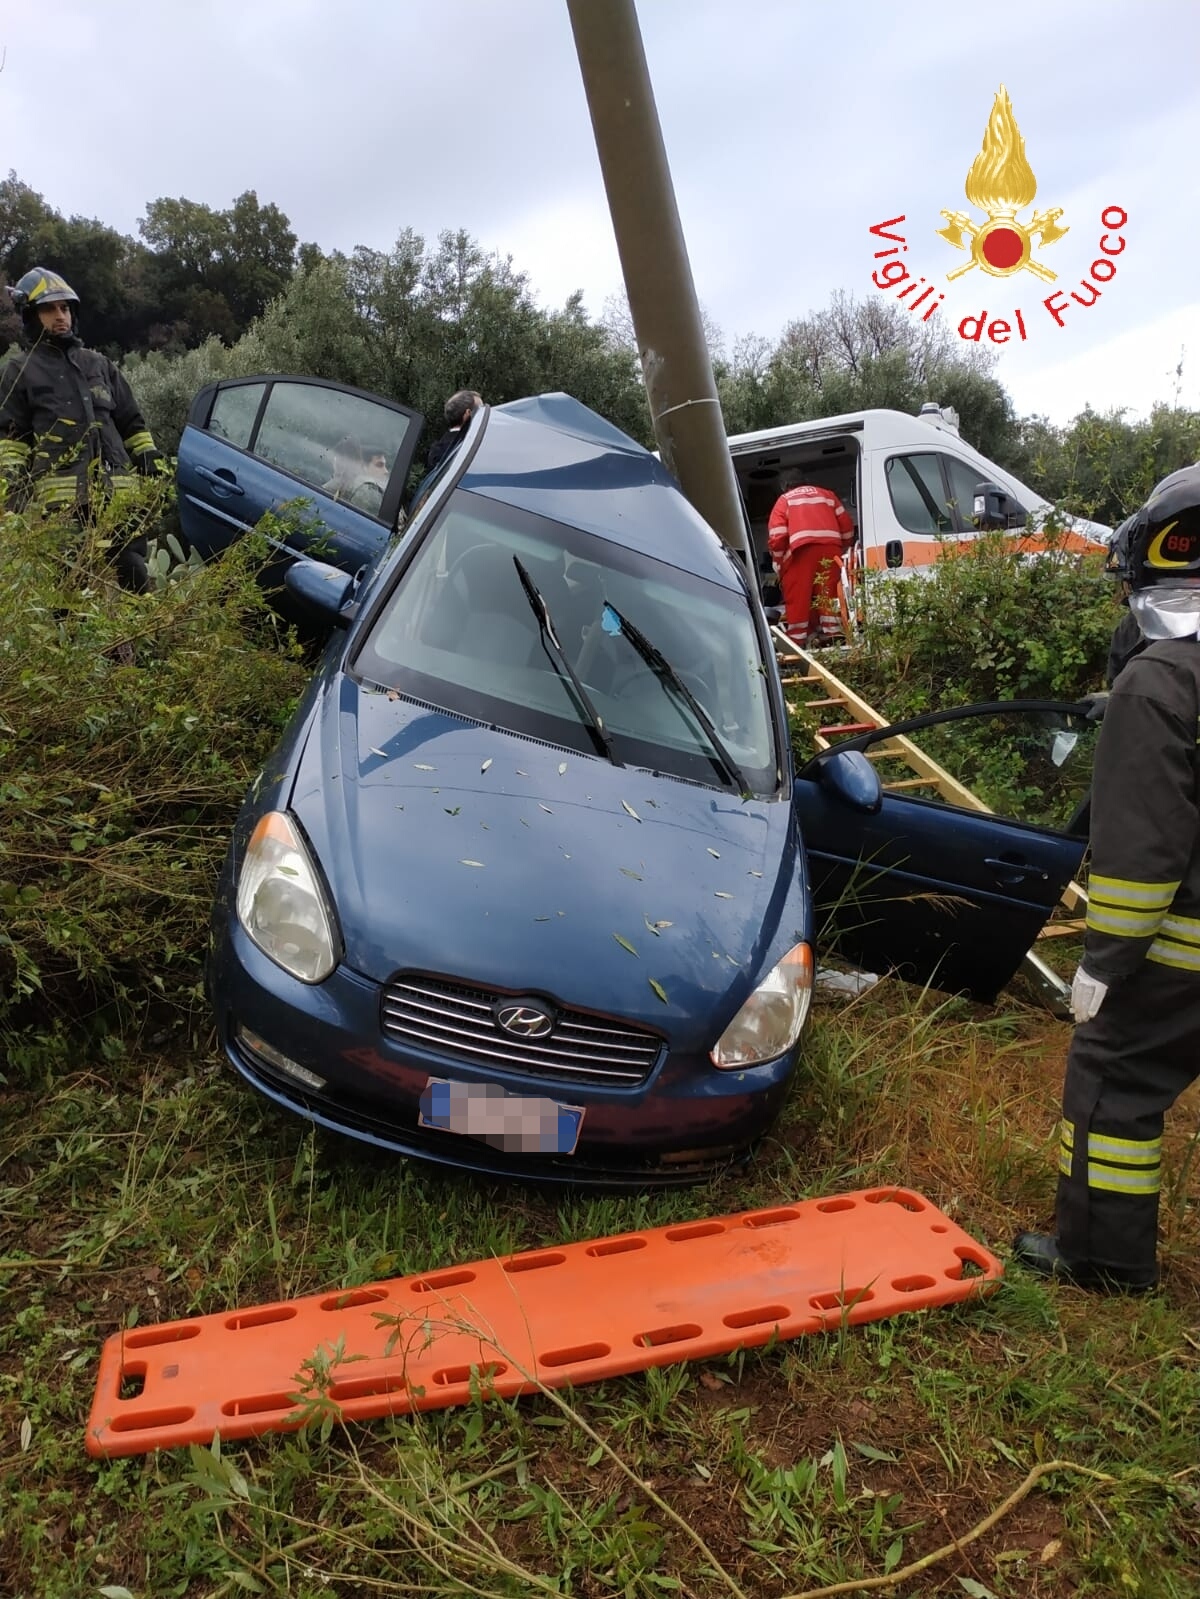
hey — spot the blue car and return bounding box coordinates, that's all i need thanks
[207,391,1092,1186]
[177,372,424,573]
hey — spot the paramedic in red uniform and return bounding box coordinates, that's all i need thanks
[767,478,856,646]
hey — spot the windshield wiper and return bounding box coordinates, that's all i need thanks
[600,601,750,794]
[512,556,622,767]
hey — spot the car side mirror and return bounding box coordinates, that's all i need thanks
[284,558,356,625]
[815,749,883,813]
[885,539,904,569]
[972,481,1023,531]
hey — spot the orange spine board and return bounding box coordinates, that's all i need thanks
[87,1187,1002,1457]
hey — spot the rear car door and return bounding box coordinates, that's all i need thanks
[176,375,423,573]
[792,702,1096,1001]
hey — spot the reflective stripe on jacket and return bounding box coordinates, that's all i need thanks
[1083,639,1200,981]
[0,336,162,507]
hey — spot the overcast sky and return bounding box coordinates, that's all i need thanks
[0,0,1194,428]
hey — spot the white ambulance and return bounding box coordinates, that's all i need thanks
[727,403,1110,580]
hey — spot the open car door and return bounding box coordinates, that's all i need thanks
[176,375,424,574]
[792,701,1096,1002]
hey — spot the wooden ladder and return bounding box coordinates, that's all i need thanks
[774,628,1087,1006]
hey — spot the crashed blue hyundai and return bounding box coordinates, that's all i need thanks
[207,394,816,1184]
[207,391,1092,1185]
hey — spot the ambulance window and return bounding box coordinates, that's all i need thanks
[945,457,991,524]
[886,454,953,535]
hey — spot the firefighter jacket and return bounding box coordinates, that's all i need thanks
[1083,638,1200,982]
[0,335,164,511]
[767,485,855,575]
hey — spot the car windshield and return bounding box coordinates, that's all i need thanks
[352,490,779,794]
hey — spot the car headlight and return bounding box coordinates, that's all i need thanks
[710,941,813,1069]
[236,811,341,983]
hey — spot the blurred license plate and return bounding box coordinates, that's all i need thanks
[419,1079,585,1155]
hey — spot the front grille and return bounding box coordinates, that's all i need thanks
[381,975,662,1085]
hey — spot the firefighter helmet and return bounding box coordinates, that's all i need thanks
[7,267,80,335]
[1127,464,1200,589]
[1105,512,1138,583]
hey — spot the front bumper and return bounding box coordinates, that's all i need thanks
[209,920,798,1189]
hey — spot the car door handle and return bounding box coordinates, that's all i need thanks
[196,465,245,496]
[984,856,1050,883]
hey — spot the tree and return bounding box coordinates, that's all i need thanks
[1007,404,1200,525]
[704,291,1018,461]
[0,170,156,353]
[139,191,298,345]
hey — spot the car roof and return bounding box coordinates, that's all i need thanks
[458,393,744,591]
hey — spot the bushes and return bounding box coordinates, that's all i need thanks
[0,485,308,1073]
[121,336,263,456]
[851,529,1119,716]
[839,530,1120,823]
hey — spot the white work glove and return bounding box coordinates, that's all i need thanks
[1070,965,1109,1025]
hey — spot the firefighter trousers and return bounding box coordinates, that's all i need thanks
[1056,961,1200,1279]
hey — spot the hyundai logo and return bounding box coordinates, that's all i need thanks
[495,1002,554,1039]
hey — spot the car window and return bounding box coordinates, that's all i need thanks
[208,383,265,449]
[251,382,418,520]
[885,453,954,536]
[354,490,779,794]
[827,706,1098,831]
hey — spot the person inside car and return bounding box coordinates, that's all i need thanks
[320,436,366,501]
[346,446,391,515]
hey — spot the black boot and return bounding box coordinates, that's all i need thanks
[1012,1231,1158,1294]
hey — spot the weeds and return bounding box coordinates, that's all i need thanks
[0,486,307,1069]
[1,984,1196,1597]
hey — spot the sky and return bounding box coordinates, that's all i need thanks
[0,0,1194,428]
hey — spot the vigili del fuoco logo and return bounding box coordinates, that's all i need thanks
[867,85,1128,346]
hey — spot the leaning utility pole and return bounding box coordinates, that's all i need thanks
[566,0,751,564]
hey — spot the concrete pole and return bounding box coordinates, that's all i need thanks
[566,0,751,564]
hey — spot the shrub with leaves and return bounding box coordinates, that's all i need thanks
[0,483,308,1076]
[852,527,1118,716]
[837,528,1120,822]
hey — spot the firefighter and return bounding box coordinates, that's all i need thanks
[766,477,855,647]
[1014,462,1200,1292]
[0,266,167,590]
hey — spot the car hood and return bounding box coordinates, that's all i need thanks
[287,677,806,1046]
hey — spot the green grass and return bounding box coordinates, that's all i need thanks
[2,981,1197,1599]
